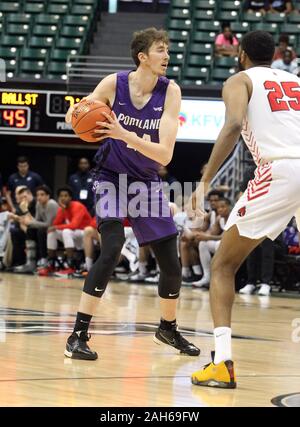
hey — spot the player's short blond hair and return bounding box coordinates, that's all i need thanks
[131,27,169,67]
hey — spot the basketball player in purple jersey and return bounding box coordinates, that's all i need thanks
[64,28,200,360]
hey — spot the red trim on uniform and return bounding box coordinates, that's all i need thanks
[247,189,270,201]
[242,120,262,166]
[247,163,273,201]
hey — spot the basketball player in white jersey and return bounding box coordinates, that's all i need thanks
[190,31,300,388]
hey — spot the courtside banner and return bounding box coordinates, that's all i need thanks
[178,99,225,143]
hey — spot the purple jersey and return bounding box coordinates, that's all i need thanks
[93,70,170,180]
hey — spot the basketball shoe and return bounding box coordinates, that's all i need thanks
[257,283,271,296]
[37,260,56,277]
[153,325,200,356]
[182,273,202,286]
[191,352,236,388]
[239,283,256,295]
[72,269,88,279]
[64,331,98,360]
[54,267,75,278]
[144,273,160,284]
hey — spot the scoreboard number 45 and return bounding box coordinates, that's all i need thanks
[0,106,30,131]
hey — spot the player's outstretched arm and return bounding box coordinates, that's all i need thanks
[188,72,251,217]
[65,74,116,123]
[201,73,251,185]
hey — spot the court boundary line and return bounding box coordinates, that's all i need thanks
[0,374,300,383]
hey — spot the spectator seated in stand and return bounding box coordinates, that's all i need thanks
[239,238,275,296]
[38,186,92,278]
[215,23,239,58]
[269,0,293,13]
[127,245,150,282]
[0,200,10,271]
[72,216,101,279]
[192,198,232,289]
[9,186,37,273]
[15,185,59,271]
[273,34,297,61]
[272,49,298,73]
[177,190,224,286]
[283,217,300,254]
[244,0,270,15]
[6,156,44,213]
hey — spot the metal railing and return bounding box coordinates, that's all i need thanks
[66,54,133,91]
[210,139,246,203]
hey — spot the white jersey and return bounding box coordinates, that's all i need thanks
[241,67,300,165]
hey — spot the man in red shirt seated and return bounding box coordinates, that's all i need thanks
[38,186,91,277]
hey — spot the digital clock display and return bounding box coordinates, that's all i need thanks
[47,93,85,116]
[0,106,30,131]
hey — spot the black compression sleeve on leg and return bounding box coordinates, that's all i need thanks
[83,220,125,298]
[150,236,182,299]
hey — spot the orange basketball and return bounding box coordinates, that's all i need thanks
[71,99,112,143]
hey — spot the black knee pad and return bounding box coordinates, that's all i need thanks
[158,261,182,299]
[150,236,182,299]
[83,220,125,298]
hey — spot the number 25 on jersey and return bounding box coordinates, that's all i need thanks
[264,80,300,112]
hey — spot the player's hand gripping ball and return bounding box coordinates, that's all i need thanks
[71,99,112,143]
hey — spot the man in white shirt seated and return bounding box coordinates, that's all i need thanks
[271,49,298,74]
[192,198,232,288]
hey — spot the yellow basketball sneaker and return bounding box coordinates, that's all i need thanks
[191,352,236,389]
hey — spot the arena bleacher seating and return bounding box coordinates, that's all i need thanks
[166,0,300,85]
[1,0,300,83]
[0,0,101,80]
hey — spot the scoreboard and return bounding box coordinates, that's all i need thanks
[0,88,224,143]
[0,89,85,137]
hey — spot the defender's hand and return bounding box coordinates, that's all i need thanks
[186,181,209,220]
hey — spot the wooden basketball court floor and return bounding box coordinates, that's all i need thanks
[0,272,299,407]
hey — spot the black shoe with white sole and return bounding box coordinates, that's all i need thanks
[64,331,98,360]
[153,326,200,356]
[182,274,202,286]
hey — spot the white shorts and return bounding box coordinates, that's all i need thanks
[201,240,221,254]
[47,229,84,250]
[225,159,300,241]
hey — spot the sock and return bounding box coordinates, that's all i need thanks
[192,265,202,275]
[139,261,148,275]
[160,318,177,331]
[85,257,93,271]
[25,240,36,265]
[182,267,191,277]
[213,327,232,364]
[73,312,93,334]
